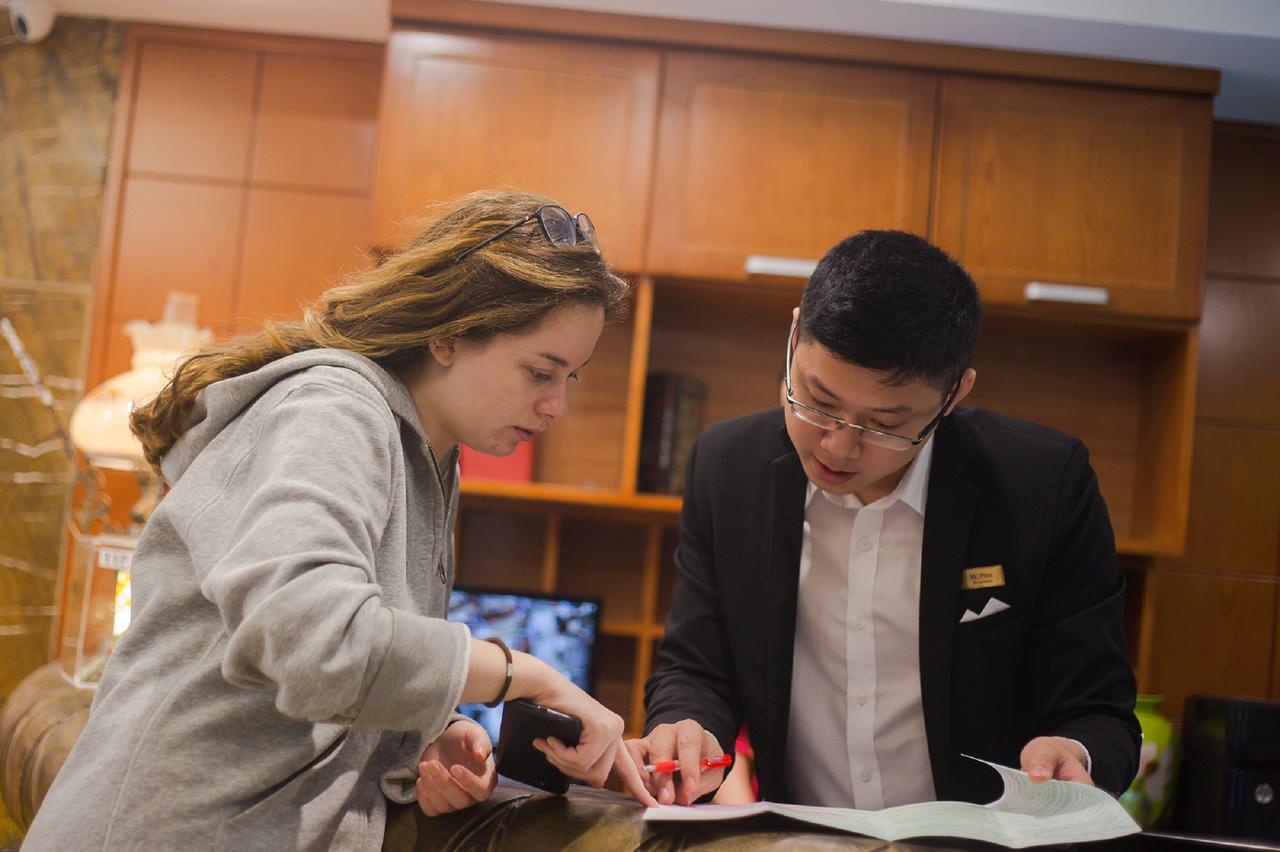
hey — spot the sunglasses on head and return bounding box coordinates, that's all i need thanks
[451,204,598,266]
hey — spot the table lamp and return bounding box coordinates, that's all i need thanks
[60,291,210,685]
[68,291,210,524]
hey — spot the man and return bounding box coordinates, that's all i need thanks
[628,231,1139,809]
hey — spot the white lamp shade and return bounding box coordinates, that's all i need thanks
[71,294,211,470]
[68,362,170,470]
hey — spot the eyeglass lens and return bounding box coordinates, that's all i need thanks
[791,403,902,447]
[539,206,578,246]
[575,212,597,250]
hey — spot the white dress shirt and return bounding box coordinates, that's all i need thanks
[784,438,937,809]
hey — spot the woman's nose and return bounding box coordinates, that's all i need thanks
[536,387,568,421]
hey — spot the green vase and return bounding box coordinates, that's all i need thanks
[1121,694,1179,829]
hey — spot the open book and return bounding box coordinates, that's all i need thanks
[643,757,1140,848]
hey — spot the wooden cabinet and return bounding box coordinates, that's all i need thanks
[647,51,936,281]
[933,77,1212,320]
[965,313,1196,556]
[90,28,383,389]
[361,26,1218,733]
[127,41,258,180]
[1137,569,1275,724]
[89,20,1222,737]
[370,30,660,271]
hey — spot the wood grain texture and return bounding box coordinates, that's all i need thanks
[1198,278,1280,427]
[556,519,648,624]
[370,29,659,271]
[234,189,372,328]
[109,177,244,330]
[1206,124,1280,281]
[88,26,387,391]
[594,634,637,731]
[966,314,1196,555]
[1162,425,1280,577]
[251,52,383,192]
[455,508,545,592]
[933,76,1212,320]
[618,278,653,494]
[126,41,259,180]
[647,280,796,433]
[530,315,633,490]
[1142,568,1276,723]
[393,0,1219,96]
[647,51,936,281]
[1146,123,1280,714]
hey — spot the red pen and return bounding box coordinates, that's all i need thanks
[643,754,732,774]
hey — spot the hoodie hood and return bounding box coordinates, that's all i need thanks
[160,349,431,484]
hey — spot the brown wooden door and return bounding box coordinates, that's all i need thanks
[646,51,937,282]
[933,77,1211,320]
[370,30,660,272]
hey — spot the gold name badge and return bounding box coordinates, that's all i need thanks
[961,564,1006,590]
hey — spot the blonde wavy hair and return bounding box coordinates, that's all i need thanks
[131,190,629,474]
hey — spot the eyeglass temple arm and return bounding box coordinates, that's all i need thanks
[914,376,964,440]
[452,213,536,265]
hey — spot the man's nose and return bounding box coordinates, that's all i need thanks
[821,425,863,459]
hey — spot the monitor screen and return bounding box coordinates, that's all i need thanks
[448,586,601,747]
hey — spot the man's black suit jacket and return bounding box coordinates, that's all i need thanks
[644,406,1140,804]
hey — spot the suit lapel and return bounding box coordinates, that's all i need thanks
[918,417,978,800]
[761,439,807,802]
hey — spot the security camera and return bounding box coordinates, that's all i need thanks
[10,0,57,44]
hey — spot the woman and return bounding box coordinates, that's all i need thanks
[24,190,655,851]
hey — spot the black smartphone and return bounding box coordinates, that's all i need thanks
[494,698,583,795]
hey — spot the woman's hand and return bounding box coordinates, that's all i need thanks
[415,718,497,817]
[527,672,658,807]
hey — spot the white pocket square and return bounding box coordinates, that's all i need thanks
[959,597,1011,623]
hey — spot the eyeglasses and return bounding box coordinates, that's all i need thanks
[452,204,598,266]
[783,321,959,452]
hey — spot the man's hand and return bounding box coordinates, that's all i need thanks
[1020,736,1093,785]
[625,720,726,805]
[416,718,497,817]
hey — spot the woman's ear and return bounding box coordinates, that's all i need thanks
[428,338,457,367]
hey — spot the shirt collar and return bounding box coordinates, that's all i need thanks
[805,435,934,515]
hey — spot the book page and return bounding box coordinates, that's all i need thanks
[643,757,1139,848]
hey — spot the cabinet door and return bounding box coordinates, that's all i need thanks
[371,30,659,272]
[933,77,1211,319]
[647,51,937,281]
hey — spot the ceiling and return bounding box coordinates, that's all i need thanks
[10,0,1279,123]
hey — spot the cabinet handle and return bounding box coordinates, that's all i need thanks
[1024,281,1110,306]
[745,255,818,279]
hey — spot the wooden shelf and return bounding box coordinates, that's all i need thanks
[460,479,681,517]
[602,621,664,639]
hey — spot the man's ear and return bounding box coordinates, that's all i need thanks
[947,367,978,415]
[428,338,457,367]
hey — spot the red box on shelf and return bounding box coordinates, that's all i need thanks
[458,441,534,482]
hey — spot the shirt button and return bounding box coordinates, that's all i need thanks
[852,616,865,631]
[857,536,872,551]
[855,692,868,706]
[859,768,873,783]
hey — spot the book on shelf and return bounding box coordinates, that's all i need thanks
[638,372,707,495]
[459,441,533,483]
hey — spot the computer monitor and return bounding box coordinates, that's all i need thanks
[448,586,602,747]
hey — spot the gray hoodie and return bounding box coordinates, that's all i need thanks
[24,349,471,851]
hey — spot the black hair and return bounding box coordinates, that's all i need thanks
[797,230,981,389]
